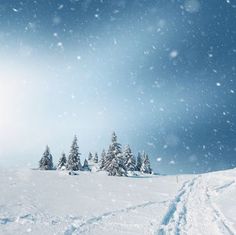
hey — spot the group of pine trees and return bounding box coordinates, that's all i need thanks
[39,132,152,176]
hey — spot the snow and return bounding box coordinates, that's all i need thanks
[12,8,19,12]
[169,50,178,59]
[183,0,201,13]
[0,168,236,234]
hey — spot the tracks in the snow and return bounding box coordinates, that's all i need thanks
[156,176,236,235]
[156,177,198,235]
[64,200,167,235]
[63,175,236,235]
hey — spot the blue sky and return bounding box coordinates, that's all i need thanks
[0,0,235,174]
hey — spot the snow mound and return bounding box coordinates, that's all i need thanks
[0,168,235,234]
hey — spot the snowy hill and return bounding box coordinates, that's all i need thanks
[0,168,235,235]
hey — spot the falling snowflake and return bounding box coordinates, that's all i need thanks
[169,50,178,58]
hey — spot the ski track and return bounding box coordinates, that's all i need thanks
[1,171,236,235]
[0,196,62,227]
[156,175,236,235]
[64,200,167,235]
[0,198,167,235]
[214,180,235,192]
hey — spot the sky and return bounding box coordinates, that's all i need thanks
[0,0,235,174]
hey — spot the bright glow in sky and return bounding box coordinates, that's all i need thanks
[0,0,236,174]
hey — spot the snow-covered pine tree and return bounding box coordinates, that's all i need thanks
[103,132,127,176]
[123,145,136,171]
[140,152,152,174]
[82,159,91,171]
[39,145,53,170]
[93,152,98,163]
[66,135,82,171]
[136,152,142,171]
[99,149,106,170]
[88,152,93,161]
[57,152,67,170]
[105,157,127,176]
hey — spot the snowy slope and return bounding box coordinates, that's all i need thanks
[0,168,235,235]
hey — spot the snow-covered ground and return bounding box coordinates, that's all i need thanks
[0,168,235,235]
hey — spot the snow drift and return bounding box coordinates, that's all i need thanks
[0,168,235,235]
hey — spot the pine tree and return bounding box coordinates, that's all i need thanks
[66,135,82,171]
[123,145,136,171]
[57,152,67,170]
[136,152,142,171]
[39,146,53,170]
[82,159,91,171]
[103,132,127,176]
[140,152,152,174]
[99,149,106,170]
[105,157,127,176]
[88,152,93,161]
[93,152,98,163]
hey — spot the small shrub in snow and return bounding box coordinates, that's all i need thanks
[68,171,79,175]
